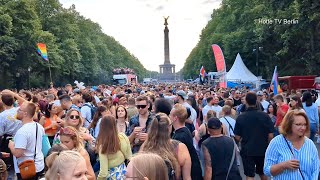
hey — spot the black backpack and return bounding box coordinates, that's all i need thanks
[83,103,97,123]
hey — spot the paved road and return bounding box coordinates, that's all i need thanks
[239,142,320,179]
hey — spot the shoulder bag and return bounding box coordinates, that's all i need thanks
[18,123,38,179]
[283,135,305,180]
[226,139,236,180]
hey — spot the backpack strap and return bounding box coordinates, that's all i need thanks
[83,103,93,123]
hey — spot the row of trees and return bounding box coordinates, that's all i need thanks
[182,0,320,80]
[0,0,148,89]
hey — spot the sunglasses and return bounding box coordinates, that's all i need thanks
[70,115,80,119]
[136,105,147,109]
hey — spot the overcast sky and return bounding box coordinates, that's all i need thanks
[60,0,221,72]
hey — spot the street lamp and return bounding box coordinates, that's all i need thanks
[28,66,31,89]
[16,72,20,90]
[253,46,263,75]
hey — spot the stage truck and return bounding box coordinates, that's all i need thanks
[278,75,317,92]
[112,74,137,85]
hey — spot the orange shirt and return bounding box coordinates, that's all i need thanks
[43,115,58,135]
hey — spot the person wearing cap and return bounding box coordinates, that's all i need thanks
[202,117,241,180]
[234,92,274,180]
[257,91,269,113]
[175,90,197,128]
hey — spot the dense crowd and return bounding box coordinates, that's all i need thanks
[0,83,319,180]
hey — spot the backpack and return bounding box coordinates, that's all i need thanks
[83,103,97,123]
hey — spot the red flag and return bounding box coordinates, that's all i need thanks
[200,66,206,78]
[212,44,227,88]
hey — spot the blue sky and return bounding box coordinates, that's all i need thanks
[60,0,221,72]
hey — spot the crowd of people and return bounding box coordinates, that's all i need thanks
[0,82,319,180]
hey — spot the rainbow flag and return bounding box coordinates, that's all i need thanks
[37,43,48,61]
[271,66,281,95]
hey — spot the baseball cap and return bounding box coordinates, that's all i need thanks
[257,91,263,96]
[176,90,188,100]
[207,117,222,129]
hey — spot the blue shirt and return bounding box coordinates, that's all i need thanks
[264,135,319,180]
[302,103,319,127]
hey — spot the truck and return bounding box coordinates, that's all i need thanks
[112,74,137,85]
[278,75,317,92]
[143,78,152,84]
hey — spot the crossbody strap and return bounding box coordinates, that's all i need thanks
[282,136,305,180]
[34,123,38,160]
[223,117,234,134]
[226,139,236,179]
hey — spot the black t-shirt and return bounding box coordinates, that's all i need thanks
[233,98,242,107]
[203,136,242,180]
[172,127,203,180]
[125,89,132,94]
[234,107,274,156]
[218,100,225,107]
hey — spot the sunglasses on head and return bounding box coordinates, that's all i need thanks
[59,127,75,136]
[136,105,147,109]
[70,115,80,119]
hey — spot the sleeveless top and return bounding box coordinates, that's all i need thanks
[43,115,58,135]
[202,136,241,180]
[198,123,210,148]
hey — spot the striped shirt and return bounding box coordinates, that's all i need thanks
[264,134,319,180]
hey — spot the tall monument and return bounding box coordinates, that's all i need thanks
[159,16,175,81]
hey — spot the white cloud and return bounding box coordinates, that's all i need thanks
[60,0,221,72]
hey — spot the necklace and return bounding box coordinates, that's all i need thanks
[118,123,126,127]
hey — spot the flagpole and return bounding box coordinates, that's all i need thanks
[48,64,53,86]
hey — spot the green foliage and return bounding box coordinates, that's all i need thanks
[182,0,320,80]
[0,0,148,89]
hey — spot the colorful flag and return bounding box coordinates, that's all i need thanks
[37,43,48,61]
[200,66,206,78]
[271,66,281,95]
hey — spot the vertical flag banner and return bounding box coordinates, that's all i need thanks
[271,66,281,95]
[37,43,48,61]
[36,43,53,85]
[200,66,206,79]
[211,44,226,88]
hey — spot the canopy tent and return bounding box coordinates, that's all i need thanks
[226,53,258,83]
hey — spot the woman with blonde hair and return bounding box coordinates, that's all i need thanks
[65,109,94,142]
[140,113,191,180]
[96,115,132,180]
[126,153,169,180]
[45,150,88,180]
[59,126,95,180]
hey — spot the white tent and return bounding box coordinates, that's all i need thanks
[226,53,258,82]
